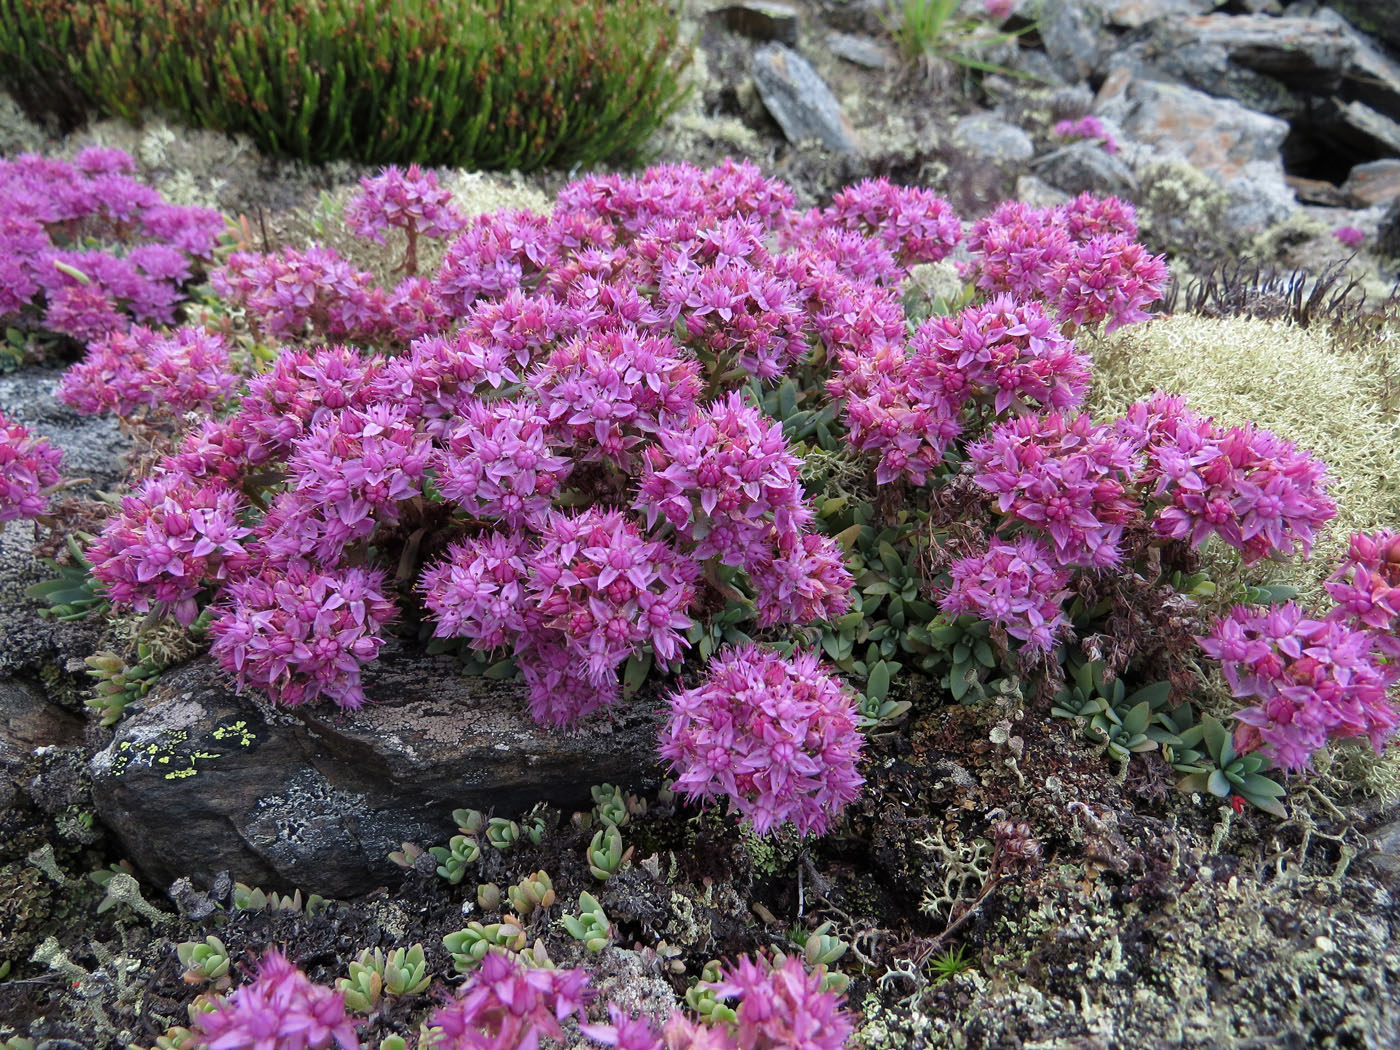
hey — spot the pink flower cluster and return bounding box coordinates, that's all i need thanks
[910,294,1091,417]
[1200,603,1398,771]
[800,177,963,267]
[1119,393,1336,565]
[1325,528,1400,662]
[1053,115,1118,153]
[0,149,222,341]
[208,564,396,709]
[194,950,359,1050]
[428,950,591,1050]
[939,536,1071,652]
[345,163,468,246]
[0,411,63,524]
[660,645,865,837]
[88,473,251,626]
[965,195,1166,331]
[968,411,1141,568]
[59,324,239,418]
[214,245,384,342]
[590,954,854,1050]
[423,510,698,725]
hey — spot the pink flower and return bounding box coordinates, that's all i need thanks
[88,471,252,626]
[1334,225,1365,249]
[427,952,591,1050]
[968,411,1142,568]
[345,164,467,245]
[1053,115,1118,153]
[710,955,855,1050]
[209,564,396,709]
[195,951,360,1050]
[0,411,63,523]
[60,325,238,418]
[660,645,864,837]
[1325,528,1400,664]
[1200,603,1398,771]
[939,536,1071,652]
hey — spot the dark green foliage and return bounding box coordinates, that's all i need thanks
[0,0,688,171]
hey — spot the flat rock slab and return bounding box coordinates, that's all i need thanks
[751,43,860,154]
[90,650,664,898]
[718,2,800,45]
[1343,158,1400,206]
[1097,72,1296,232]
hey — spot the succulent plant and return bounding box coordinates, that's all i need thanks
[559,892,611,952]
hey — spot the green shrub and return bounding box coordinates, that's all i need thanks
[0,0,688,171]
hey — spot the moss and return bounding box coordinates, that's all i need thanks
[1086,313,1400,604]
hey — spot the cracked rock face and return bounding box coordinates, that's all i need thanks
[89,649,664,898]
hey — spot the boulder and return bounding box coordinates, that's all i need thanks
[825,32,894,71]
[950,113,1035,166]
[717,3,800,46]
[1080,0,1215,29]
[750,44,861,154]
[1037,0,1110,83]
[1342,158,1400,206]
[1096,73,1296,233]
[1035,141,1138,200]
[89,652,666,898]
[1324,1,1400,55]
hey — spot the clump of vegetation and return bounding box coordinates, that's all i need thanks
[0,0,688,171]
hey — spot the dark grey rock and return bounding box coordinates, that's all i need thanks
[1036,141,1138,199]
[717,3,800,46]
[1097,72,1296,233]
[1324,0,1400,54]
[1376,197,1400,259]
[89,651,665,897]
[951,113,1035,166]
[1342,158,1400,206]
[1320,99,1400,159]
[1038,0,1110,83]
[1360,817,1400,884]
[750,44,860,154]
[825,31,894,71]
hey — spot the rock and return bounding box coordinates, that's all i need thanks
[89,652,666,898]
[1342,158,1400,206]
[1035,141,1138,199]
[750,44,860,154]
[1097,73,1296,233]
[825,31,894,71]
[0,368,127,678]
[1318,99,1400,159]
[1314,8,1400,120]
[1037,0,1109,82]
[1376,198,1400,259]
[1360,817,1400,884]
[1081,0,1215,29]
[951,113,1035,166]
[0,679,84,787]
[1109,14,1356,120]
[1015,174,1071,209]
[1285,174,1354,207]
[1324,1,1400,55]
[717,2,799,46]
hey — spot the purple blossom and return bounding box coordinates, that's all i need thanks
[60,325,238,418]
[1325,529,1400,664]
[433,210,550,312]
[635,392,808,568]
[0,411,63,524]
[420,533,531,651]
[747,528,854,629]
[1053,115,1118,153]
[910,294,1091,418]
[88,471,252,626]
[968,412,1142,568]
[1200,603,1398,771]
[345,164,467,245]
[432,397,571,528]
[1122,395,1336,565]
[195,950,359,1050]
[1334,225,1365,249]
[209,564,397,709]
[813,177,963,266]
[213,246,385,342]
[1047,234,1169,332]
[660,645,865,837]
[939,536,1071,652]
[711,954,855,1050]
[664,260,810,383]
[531,327,702,464]
[234,346,384,465]
[426,951,591,1050]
